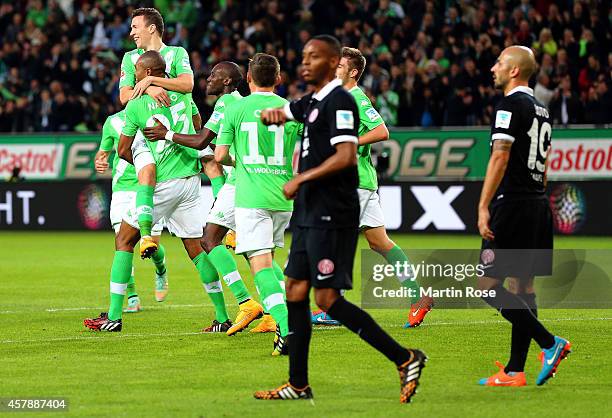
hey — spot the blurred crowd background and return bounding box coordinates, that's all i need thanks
[0,0,610,133]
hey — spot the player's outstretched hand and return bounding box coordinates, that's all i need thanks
[144,86,171,107]
[478,207,495,241]
[144,117,168,141]
[261,108,287,125]
[283,177,301,200]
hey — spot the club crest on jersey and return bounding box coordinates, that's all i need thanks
[308,108,319,123]
[495,110,512,129]
[336,110,354,129]
[318,259,335,275]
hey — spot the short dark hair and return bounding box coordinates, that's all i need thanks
[311,35,342,58]
[249,53,280,88]
[216,61,243,88]
[137,50,166,77]
[342,47,366,81]
[132,8,164,37]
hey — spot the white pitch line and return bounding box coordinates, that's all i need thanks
[1,317,610,345]
[0,303,212,315]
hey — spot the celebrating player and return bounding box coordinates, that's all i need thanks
[84,51,226,332]
[93,111,168,311]
[253,35,427,403]
[119,7,225,263]
[216,53,303,353]
[144,62,266,334]
[477,46,571,387]
[311,46,433,328]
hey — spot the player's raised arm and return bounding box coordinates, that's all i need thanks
[143,117,216,150]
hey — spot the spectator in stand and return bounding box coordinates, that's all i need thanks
[534,72,555,109]
[0,0,609,132]
[550,76,584,126]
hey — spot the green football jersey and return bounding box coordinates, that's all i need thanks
[119,44,199,116]
[205,90,244,186]
[122,91,201,183]
[99,110,139,192]
[217,92,302,211]
[350,86,385,191]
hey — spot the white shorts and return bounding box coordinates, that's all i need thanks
[358,188,385,229]
[198,147,214,159]
[235,207,292,256]
[206,183,236,230]
[110,191,163,235]
[132,132,155,173]
[124,175,203,238]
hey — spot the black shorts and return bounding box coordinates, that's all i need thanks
[284,226,359,290]
[480,198,553,279]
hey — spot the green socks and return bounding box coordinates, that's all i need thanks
[254,268,288,336]
[210,175,226,198]
[151,243,166,274]
[193,252,229,323]
[126,267,137,299]
[136,185,154,236]
[384,244,419,303]
[208,245,251,303]
[109,251,133,320]
[272,260,286,300]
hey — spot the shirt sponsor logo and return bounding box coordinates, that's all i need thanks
[336,110,354,130]
[495,110,512,129]
[365,108,381,122]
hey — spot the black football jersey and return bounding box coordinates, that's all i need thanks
[284,79,360,228]
[490,86,552,203]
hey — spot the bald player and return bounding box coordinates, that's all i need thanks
[476,46,571,387]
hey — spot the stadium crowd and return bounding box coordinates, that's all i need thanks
[0,0,610,132]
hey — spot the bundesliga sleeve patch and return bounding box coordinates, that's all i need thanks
[495,110,512,129]
[210,111,223,124]
[365,108,381,121]
[336,110,355,130]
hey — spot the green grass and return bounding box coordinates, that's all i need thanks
[0,232,611,417]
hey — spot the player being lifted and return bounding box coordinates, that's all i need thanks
[94,110,168,312]
[215,53,303,354]
[477,46,571,387]
[84,51,230,332]
[119,8,226,266]
[144,62,267,334]
[311,47,433,328]
[253,35,427,403]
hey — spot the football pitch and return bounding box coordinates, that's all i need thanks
[1,232,610,417]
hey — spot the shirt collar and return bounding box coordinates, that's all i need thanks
[251,91,275,96]
[313,79,342,101]
[231,90,243,99]
[507,86,534,97]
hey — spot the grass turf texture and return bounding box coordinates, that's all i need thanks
[0,232,610,418]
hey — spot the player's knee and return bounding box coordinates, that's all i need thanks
[314,290,339,312]
[285,279,309,302]
[200,236,215,253]
[205,160,223,177]
[138,164,156,186]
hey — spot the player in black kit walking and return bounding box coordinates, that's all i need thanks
[253,35,427,404]
[477,46,571,387]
